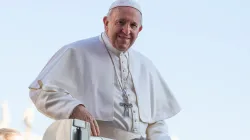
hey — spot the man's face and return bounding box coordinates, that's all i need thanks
[103,7,143,51]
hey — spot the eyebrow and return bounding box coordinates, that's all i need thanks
[115,18,139,24]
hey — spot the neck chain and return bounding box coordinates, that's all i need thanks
[101,34,131,99]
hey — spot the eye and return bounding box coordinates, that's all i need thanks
[118,20,125,25]
[131,23,138,29]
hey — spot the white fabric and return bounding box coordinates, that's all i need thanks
[91,137,113,140]
[29,32,180,123]
[43,119,77,140]
[29,32,172,139]
[97,121,144,140]
[30,87,170,139]
[42,119,113,140]
[146,121,171,140]
[97,33,148,137]
[109,0,142,14]
[29,88,81,119]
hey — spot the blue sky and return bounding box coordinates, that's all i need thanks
[0,0,249,140]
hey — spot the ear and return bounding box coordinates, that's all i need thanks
[103,16,109,30]
[139,25,143,32]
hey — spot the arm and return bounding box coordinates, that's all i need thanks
[29,88,82,119]
[29,84,100,136]
[146,120,171,140]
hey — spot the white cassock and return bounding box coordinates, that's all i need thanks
[29,32,181,140]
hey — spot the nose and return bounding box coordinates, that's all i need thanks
[122,24,131,35]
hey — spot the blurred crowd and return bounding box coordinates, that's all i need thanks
[0,101,42,140]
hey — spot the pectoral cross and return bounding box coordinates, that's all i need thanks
[119,102,133,117]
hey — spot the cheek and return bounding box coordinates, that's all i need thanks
[131,32,138,40]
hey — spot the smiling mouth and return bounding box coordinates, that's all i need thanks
[118,35,130,39]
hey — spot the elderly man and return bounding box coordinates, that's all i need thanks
[29,0,181,139]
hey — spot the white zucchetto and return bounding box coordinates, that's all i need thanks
[109,0,142,14]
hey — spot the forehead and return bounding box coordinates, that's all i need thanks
[110,7,142,23]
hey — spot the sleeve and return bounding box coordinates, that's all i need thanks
[146,120,171,140]
[29,83,83,119]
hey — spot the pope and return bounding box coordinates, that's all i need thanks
[28,0,181,139]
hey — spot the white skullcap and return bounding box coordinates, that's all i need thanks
[109,0,142,14]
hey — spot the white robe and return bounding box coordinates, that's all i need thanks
[29,32,181,139]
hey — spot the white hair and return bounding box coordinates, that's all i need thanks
[106,7,143,25]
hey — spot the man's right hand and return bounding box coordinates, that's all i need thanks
[69,104,100,136]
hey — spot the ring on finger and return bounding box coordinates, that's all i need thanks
[93,120,98,126]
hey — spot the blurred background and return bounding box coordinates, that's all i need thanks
[0,0,249,140]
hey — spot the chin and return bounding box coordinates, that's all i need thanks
[116,44,130,51]
[118,46,129,51]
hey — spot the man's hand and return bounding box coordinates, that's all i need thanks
[69,105,100,136]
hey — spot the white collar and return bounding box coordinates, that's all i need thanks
[100,32,128,57]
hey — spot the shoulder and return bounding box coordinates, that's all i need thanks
[53,35,101,57]
[46,35,101,62]
[64,35,101,51]
[130,49,155,67]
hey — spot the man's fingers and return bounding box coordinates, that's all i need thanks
[93,119,100,136]
[71,107,99,136]
[90,120,97,136]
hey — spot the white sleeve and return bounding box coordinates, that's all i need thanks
[146,120,171,140]
[29,86,83,119]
